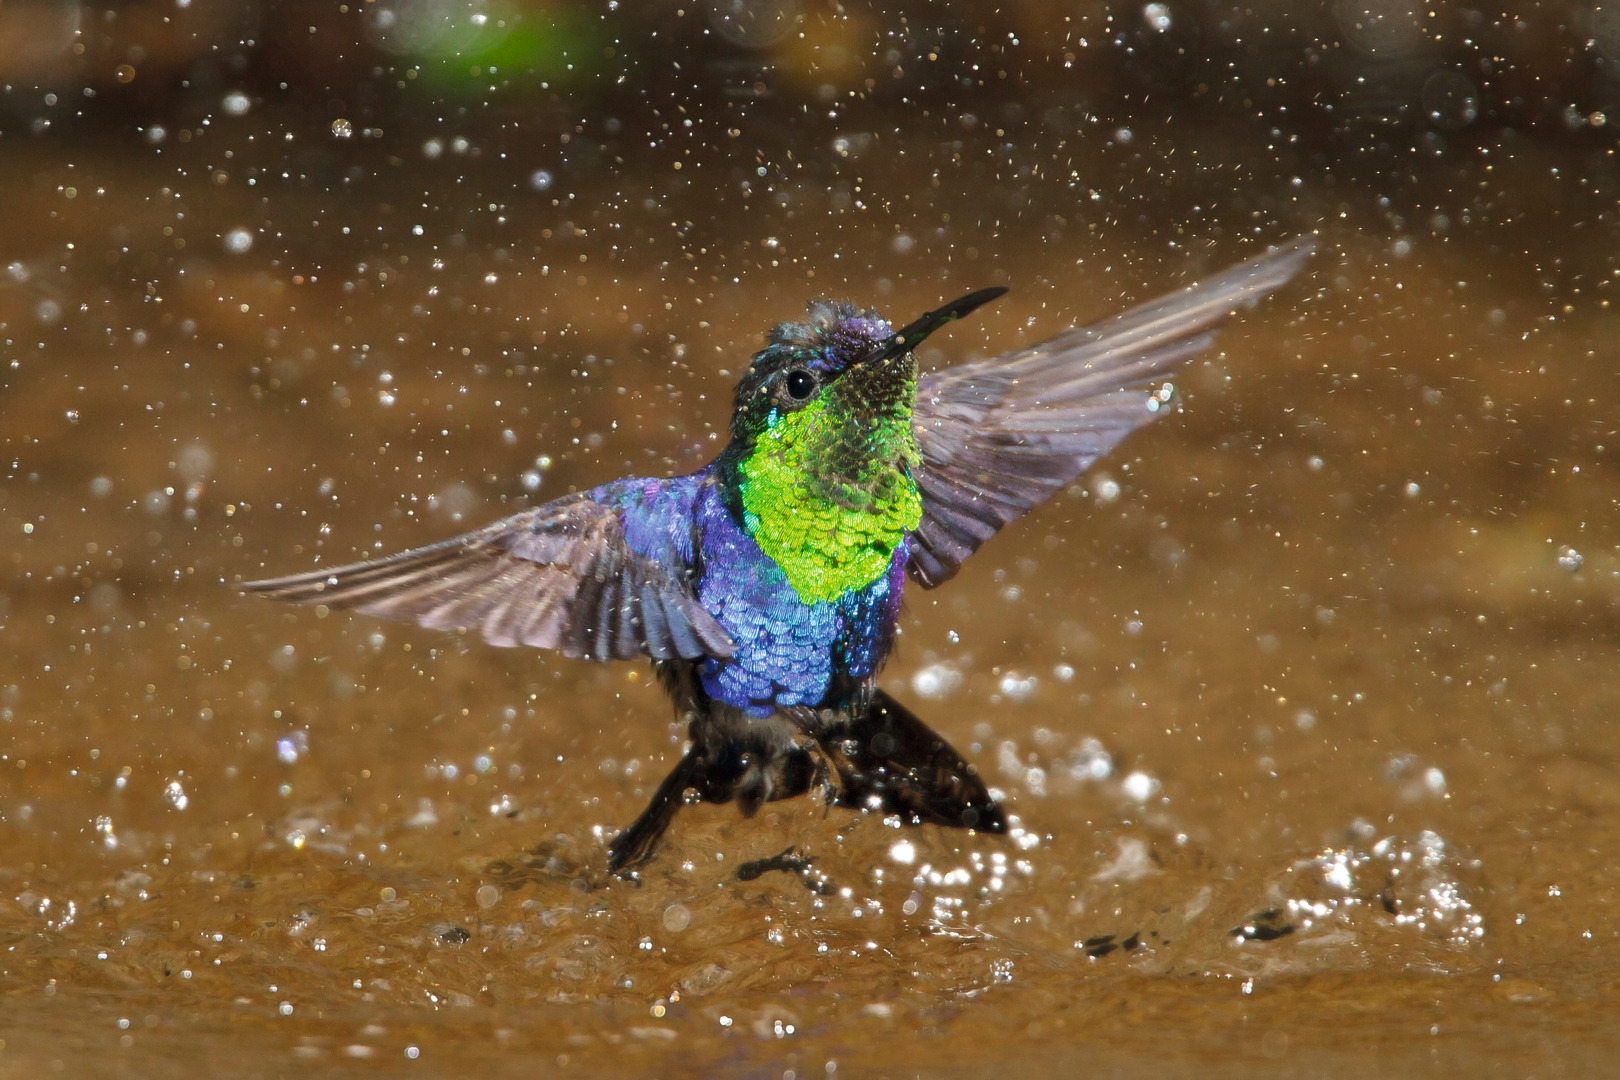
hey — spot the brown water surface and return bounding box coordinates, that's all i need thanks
[1,2,1618,1076]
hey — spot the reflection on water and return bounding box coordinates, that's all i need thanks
[2,1,1619,1074]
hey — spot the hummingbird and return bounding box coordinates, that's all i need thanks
[244,238,1312,875]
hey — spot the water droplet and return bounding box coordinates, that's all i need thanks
[1121,771,1159,801]
[708,0,800,48]
[998,672,1038,701]
[911,662,962,700]
[1421,70,1479,130]
[1069,737,1114,782]
[1333,0,1427,57]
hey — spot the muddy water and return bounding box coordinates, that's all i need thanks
[2,2,1619,1076]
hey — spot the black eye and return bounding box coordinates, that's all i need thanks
[785,369,816,400]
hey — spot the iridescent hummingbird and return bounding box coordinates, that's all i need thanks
[244,238,1312,874]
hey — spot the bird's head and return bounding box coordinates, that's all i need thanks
[725,287,1007,452]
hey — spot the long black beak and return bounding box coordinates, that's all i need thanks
[871,286,1007,364]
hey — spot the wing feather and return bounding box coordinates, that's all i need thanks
[908,238,1313,586]
[638,584,676,659]
[242,488,733,661]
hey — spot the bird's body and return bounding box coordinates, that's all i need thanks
[244,238,1312,873]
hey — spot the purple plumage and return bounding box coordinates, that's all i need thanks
[242,238,1314,874]
[694,478,908,715]
[693,482,843,714]
[581,467,906,716]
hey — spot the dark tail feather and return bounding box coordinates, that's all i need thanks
[608,692,1001,875]
[821,690,1006,833]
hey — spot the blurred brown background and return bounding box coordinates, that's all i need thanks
[1,1,1618,1076]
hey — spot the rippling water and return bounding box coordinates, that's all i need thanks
[1,2,1617,1075]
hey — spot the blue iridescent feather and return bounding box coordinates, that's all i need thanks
[242,239,1314,872]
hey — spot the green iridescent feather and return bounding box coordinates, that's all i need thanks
[738,392,921,603]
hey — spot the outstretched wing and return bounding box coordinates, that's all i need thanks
[241,484,734,662]
[907,237,1314,587]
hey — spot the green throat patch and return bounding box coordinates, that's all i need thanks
[738,396,921,603]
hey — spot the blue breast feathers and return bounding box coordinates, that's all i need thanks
[692,483,906,716]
